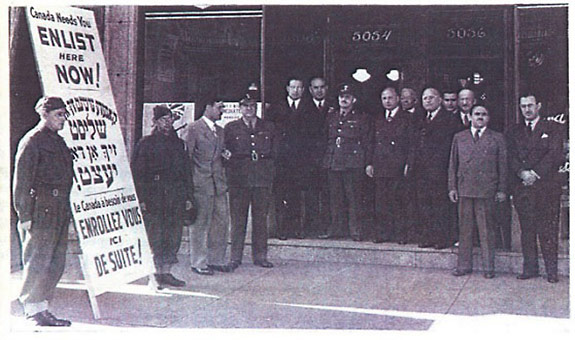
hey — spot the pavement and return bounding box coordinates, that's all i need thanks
[4,245,573,338]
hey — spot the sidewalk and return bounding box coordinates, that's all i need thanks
[7,246,571,335]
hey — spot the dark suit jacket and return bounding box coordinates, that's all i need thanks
[184,118,227,196]
[367,108,413,178]
[266,98,307,171]
[448,128,507,198]
[409,108,460,184]
[507,119,564,194]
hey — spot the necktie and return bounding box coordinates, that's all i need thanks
[464,115,470,127]
[527,121,533,135]
[318,101,323,110]
[473,130,479,143]
[291,100,297,111]
[427,112,432,122]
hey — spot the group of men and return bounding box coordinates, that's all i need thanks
[13,80,564,326]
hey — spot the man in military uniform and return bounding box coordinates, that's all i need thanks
[508,93,564,283]
[224,96,276,269]
[132,105,193,288]
[321,84,372,241]
[366,86,413,244]
[13,96,73,326]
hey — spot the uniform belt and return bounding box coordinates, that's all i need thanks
[31,186,70,198]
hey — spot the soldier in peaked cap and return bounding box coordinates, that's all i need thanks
[320,84,372,241]
[13,96,74,326]
[132,104,194,289]
[224,95,278,269]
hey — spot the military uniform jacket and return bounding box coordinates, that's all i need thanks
[448,128,507,198]
[132,128,193,212]
[13,125,73,222]
[184,118,228,196]
[507,119,564,193]
[322,107,372,171]
[367,108,412,178]
[224,118,277,188]
[408,108,460,182]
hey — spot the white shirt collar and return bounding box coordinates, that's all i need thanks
[385,106,399,118]
[427,107,441,120]
[526,116,540,129]
[407,107,415,113]
[287,97,301,108]
[202,115,216,131]
[313,98,324,108]
[470,126,486,137]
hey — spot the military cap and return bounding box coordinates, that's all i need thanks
[239,96,257,106]
[35,96,68,113]
[153,105,173,120]
[338,83,356,96]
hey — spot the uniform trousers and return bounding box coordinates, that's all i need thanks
[327,169,363,238]
[374,177,406,241]
[229,186,271,263]
[274,172,303,238]
[189,192,229,269]
[456,197,496,272]
[18,194,70,316]
[513,184,561,276]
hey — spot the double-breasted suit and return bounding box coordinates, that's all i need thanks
[224,117,277,264]
[507,118,564,278]
[409,108,460,247]
[184,117,229,269]
[448,128,507,273]
[367,107,413,242]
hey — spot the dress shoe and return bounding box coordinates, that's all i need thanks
[418,243,434,248]
[254,260,274,268]
[295,232,305,239]
[208,264,234,273]
[397,240,408,245]
[160,273,186,287]
[28,311,71,327]
[278,235,288,241]
[547,274,559,283]
[192,267,214,276]
[318,234,330,239]
[516,272,540,280]
[452,268,472,277]
[372,237,385,244]
[483,272,495,279]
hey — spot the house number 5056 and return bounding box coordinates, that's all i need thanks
[446,27,486,39]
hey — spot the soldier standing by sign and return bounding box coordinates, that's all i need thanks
[132,105,193,288]
[224,96,277,269]
[321,84,372,241]
[13,96,73,326]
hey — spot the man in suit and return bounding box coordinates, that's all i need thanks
[400,87,419,114]
[303,76,331,237]
[508,93,564,283]
[224,96,276,269]
[268,77,307,240]
[366,86,413,244]
[456,88,476,129]
[322,84,372,241]
[442,89,459,115]
[132,105,194,286]
[184,99,231,275]
[448,105,507,278]
[13,96,74,326]
[409,87,460,249]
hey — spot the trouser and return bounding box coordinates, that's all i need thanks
[416,178,452,246]
[18,195,70,316]
[374,177,405,241]
[327,169,363,238]
[189,192,229,269]
[275,177,302,238]
[456,197,496,272]
[513,185,561,276]
[229,186,271,263]
[301,177,331,237]
[494,199,512,250]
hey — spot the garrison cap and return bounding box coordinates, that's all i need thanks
[239,96,257,106]
[338,83,356,96]
[35,96,68,113]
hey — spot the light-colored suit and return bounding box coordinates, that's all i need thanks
[185,118,229,268]
[448,128,507,273]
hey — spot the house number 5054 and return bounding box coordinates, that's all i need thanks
[352,30,393,42]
